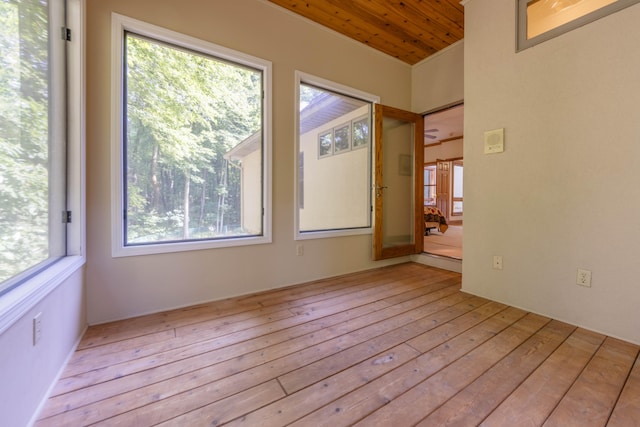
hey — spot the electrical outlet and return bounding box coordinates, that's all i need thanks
[33,313,42,345]
[296,244,304,256]
[493,255,503,270]
[576,269,592,287]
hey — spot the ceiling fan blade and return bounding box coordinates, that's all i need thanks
[424,128,439,133]
[424,134,437,139]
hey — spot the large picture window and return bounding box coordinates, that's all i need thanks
[112,15,272,256]
[0,0,67,295]
[295,73,378,238]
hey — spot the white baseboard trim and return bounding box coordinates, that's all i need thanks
[412,253,462,273]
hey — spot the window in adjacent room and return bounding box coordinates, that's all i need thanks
[517,0,640,50]
[423,164,437,207]
[452,160,463,215]
[112,15,272,256]
[295,73,378,238]
[0,0,67,295]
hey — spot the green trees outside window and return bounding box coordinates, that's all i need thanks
[123,33,264,245]
[1,0,66,291]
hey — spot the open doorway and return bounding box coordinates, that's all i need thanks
[422,104,463,259]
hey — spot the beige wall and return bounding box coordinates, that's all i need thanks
[424,138,463,163]
[412,41,464,114]
[462,0,640,344]
[86,0,412,324]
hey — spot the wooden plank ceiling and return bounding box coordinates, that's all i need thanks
[267,0,464,65]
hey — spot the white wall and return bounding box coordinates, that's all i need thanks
[86,0,413,324]
[299,107,370,231]
[0,268,86,427]
[462,0,640,344]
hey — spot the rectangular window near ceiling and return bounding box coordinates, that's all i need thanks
[334,123,351,153]
[112,15,272,256]
[297,76,377,237]
[318,130,333,158]
[352,116,369,150]
[518,0,640,50]
[0,0,67,295]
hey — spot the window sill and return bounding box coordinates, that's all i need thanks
[0,256,85,335]
[296,227,372,241]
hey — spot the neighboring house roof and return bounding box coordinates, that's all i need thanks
[224,131,261,161]
[228,91,366,161]
[299,92,365,134]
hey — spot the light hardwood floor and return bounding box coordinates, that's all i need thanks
[36,263,640,426]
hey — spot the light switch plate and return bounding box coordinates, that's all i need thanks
[484,128,504,154]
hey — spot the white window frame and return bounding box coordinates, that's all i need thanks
[0,0,86,334]
[110,14,272,257]
[517,0,640,51]
[294,71,379,241]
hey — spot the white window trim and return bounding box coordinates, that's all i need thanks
[294,71,379,241]
[0,0,86,334]
[110,14,272,257]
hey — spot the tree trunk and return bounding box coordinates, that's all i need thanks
[151,143,160,211]
[199,169,207,228]
[216,163,227,233]
[183,172,190,239]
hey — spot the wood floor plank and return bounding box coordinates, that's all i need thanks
[479,328,605,427]
[543,337,639,427]
[41,298,390,417]
[76,263,427,350]
[416,320,577,426]
[278,295,488,394]
[197,344,419,427]
[243,263,447,308]
[36,263,640,427]
[143,379,286,427]
[406,300,508,353]
[63,308,294,378]
[608,354,640,426]
[290,305,526,427]
[77,298,263,350]
[51,278,459,398]
[353,313,551,426]
[61,272,435,382]
[39,284,465,423]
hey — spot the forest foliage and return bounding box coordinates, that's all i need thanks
[124,33,263,244]
[0,0,51,285]
[0,2,264,286]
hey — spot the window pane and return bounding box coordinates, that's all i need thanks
[518,0,639,50]
[124,33,263,245]
[318,131,332,157]
[423,166,436,206]
[298,83,371,233]
[352,117,369,149]
[0,0,66,292]
[334,124,350,153]
[527,0,616,39]
[453,164,463,198]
